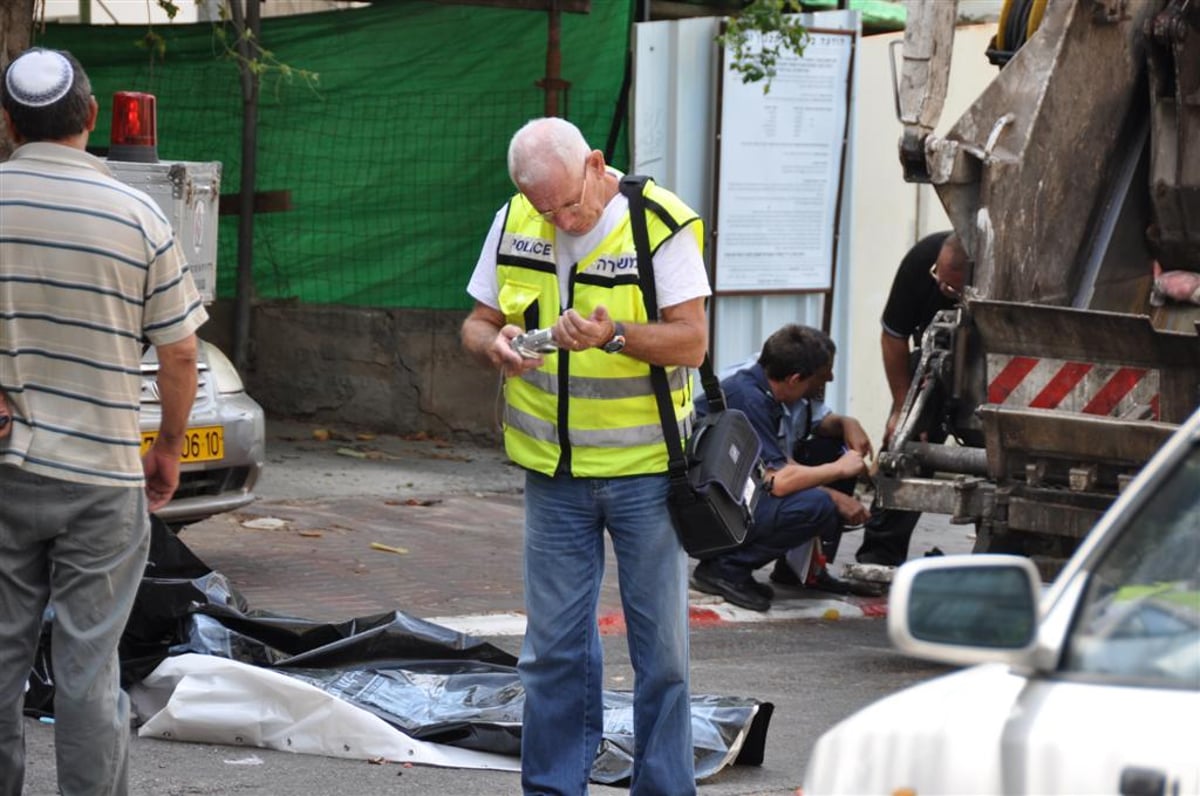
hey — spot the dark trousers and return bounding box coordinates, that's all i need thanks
[706,435,849,583]
[793,436,856,562]
[855,506,922,566]
[707,482,839,583]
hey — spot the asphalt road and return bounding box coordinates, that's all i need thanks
[18,420,967,795]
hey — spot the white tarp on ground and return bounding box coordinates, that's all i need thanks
[130,653,520,771]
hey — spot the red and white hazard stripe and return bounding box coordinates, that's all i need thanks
[986,355,1161,420]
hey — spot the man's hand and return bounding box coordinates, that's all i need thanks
[554,300,709,367]
[883,408,901,449]
[147,334,198,513]
[463,304,546,376]
[841,417,873,460]
[825,488,870,526]
[880,331,912,449]
[834,449,867,480]
[493,323,547,376]
[769,448,867,497]
[143,439,182,511]
[554,306,614,352]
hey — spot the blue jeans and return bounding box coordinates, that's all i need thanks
[520,471,695,796]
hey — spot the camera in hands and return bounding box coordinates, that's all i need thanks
[511,328,559,359]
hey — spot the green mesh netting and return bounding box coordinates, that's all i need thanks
[35,1,633,309]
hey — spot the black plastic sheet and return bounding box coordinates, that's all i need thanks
[27,516,773,784]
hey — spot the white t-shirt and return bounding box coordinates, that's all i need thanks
[466,177,711,312]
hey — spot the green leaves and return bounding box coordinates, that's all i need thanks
[219,29,320,90]
[717,0,809,94]
[132,0,180,62]
[132,1,318,92]
[135,31,167,60]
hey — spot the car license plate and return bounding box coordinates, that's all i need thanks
[141,425,224,463]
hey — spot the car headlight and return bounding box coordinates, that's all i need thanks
[203,341,246,394]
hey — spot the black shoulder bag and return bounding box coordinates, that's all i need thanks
[618,175,766,559]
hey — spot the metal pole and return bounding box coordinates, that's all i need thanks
[231,0,261,372]
[545,5,561,116]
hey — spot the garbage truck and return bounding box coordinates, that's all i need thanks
[879,0,1200,575]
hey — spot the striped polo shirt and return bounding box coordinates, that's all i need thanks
[0,142,209,487]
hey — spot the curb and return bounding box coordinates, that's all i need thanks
[427,593,887,638]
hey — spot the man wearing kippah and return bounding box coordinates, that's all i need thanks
[0,48,208,794]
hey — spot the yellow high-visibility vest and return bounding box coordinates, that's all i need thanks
[496,178,704,477]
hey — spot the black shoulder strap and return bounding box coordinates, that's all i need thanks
[618,175,723,483]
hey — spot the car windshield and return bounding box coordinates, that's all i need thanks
[1063,444,1200,688]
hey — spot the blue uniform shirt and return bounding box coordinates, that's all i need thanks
[696,362,829,471]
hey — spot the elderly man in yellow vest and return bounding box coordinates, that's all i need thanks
[462,117,710,795]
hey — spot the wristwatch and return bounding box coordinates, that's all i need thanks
[601,321,627,354]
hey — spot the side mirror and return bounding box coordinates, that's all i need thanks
[888,555,1042,667]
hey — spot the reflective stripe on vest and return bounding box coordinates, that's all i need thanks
[495,177,704,477]
[516,365,690,398]
[506,404,693,449]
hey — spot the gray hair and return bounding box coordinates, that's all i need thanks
[507,117,590,189]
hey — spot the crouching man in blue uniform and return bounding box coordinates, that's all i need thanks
[691,324,879,611]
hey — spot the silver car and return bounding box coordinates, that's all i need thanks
[139,339,265,526]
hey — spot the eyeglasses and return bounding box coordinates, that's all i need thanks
[529,169,589,223]
[930,262,962,299]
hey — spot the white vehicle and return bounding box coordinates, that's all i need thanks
[804,408,1200,795]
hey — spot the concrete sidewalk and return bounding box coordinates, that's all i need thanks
[181,420,976,630]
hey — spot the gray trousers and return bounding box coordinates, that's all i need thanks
[0,465,149,796]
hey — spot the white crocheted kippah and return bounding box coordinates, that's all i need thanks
[5,49,73,108]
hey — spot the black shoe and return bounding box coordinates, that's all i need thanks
[749,579,775,600]
[691,563,771,612]
[809,569,886,598]
[768,558,805,587]
[856,552,904,567]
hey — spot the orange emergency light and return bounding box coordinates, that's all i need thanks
[109,91,158,162]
